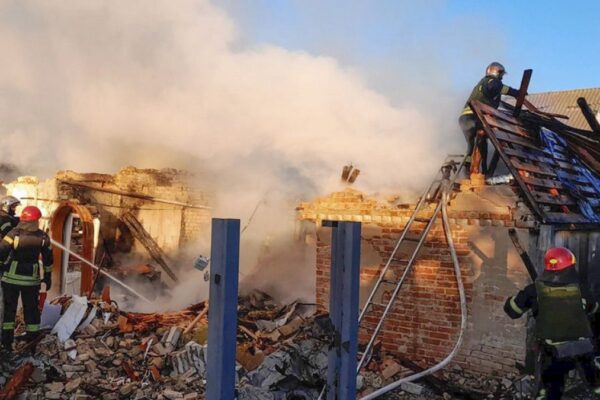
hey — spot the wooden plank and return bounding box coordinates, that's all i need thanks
[122,212,179,282]
[514,69,533,118]
[503,147,555,165]
[520,175,597,195]
[493,130,540,150]
[520,175,564,190]
[545,212,591,224]
[504,147,579,174]
[511,159,557,177]
[484,113,531,138]
[476,101,522,126]
[531,191,577,206]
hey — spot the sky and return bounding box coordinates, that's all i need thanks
[220,0,600,98]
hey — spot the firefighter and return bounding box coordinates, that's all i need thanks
[459,62,519,175]
[0,196,20,239]
[0,205,53,351]
[504,247,600,399]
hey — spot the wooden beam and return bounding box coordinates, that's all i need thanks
[58,180,210,210]
[508,228,538,280]
[513,69,533,118]
[577,97,600,133]
[122,212,179,283]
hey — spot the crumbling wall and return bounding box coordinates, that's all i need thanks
[298,188,531,377]
[3,167,212,258]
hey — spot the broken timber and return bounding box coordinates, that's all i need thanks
[122,211,179,282]
[472,100,600,226]
[58,180,210,210]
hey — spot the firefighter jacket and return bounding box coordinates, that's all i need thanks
[0,225,53,286]
[504,270,598,343]
[0,211,19,239]
[461,76,519,116]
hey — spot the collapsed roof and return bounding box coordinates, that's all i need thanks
[472,100,600,225]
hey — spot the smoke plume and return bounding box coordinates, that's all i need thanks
[0,1,503,309]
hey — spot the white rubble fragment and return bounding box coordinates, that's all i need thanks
[51,295,88,342]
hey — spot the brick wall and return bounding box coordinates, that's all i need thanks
[299,188,530,377]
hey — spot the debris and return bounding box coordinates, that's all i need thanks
[51,295,89,342]
[0,362,34,400]
[40,301,62,330]
[401,381,424,395]
[381,359,403,380]
[182,303,209,335]
[65,377,82,393]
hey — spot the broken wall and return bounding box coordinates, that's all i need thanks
[298,187,532,377]
[4,167,212,262]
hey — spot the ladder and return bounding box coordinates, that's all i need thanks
[356,154,467,372]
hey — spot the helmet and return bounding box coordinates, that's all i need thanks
[486,62,506,78]
[1,196,21,213]
[20,206,42,222]
[544,247,576,271]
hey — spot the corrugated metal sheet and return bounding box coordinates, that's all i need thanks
[527,88,600,130]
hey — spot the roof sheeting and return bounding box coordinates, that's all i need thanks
[526,88,600,130]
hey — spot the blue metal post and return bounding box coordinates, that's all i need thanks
[325,221,361,400]
[207,218,240,400]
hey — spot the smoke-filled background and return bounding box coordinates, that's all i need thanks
[0,0,509,309]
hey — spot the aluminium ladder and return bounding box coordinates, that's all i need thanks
[356,154,467,373]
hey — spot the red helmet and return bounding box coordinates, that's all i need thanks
[544,247,576,271]
[21,206,42,222]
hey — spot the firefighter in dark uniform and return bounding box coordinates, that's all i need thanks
[459,62,519,175]
[505,247,600,399]
[0,196,20,239]
[0,205,53,351]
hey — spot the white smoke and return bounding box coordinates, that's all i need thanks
[0,1,505,309]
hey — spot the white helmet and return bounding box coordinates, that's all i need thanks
[1,196,20,213]
[486,62,506,78]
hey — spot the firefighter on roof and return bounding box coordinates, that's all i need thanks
[0,196,20,239]
[459,62,519,176]
[505,247,600,399]
[0,205,53,351]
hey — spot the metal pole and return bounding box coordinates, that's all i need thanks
[324,221,361,400]
[206,218,240,400]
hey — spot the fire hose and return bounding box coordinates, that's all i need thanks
[360,188,468,399]
[50,239,152,303]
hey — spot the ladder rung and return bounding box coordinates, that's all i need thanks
[414,217,430,223]
[370,301,388,308]
[403,236,421,242]
[381,279,397,285]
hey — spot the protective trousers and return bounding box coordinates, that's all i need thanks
[458,114,488,175]
[1,281,40,349]
[535,350,600,399]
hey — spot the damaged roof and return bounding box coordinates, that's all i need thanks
[526,88,600,131]
[472,100,600,225]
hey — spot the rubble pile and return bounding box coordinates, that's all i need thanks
[0,290,332,400]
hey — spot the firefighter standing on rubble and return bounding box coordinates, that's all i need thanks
[504,247,600,400]
[459,62,520,175]
[0,205,52,351]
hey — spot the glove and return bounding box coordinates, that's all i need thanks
[43,272,52,291]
